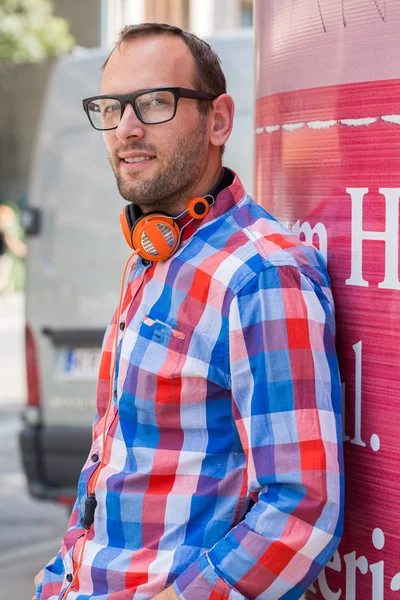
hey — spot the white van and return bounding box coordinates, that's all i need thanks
[19,31,254,506]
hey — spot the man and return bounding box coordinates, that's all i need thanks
[34,23,344,600]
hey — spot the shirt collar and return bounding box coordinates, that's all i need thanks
[179,167,244,243]
[127,166,245,245]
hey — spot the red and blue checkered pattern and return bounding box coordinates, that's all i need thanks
[37,170,343,600]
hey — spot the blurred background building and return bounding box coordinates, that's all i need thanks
[99,0,253,44]
[51,0,253,48]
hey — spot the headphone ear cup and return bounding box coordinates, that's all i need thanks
[133,215,181,261]
[120,206,135,249]
[187,197,210,219]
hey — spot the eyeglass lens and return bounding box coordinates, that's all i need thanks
[88,90,176,129]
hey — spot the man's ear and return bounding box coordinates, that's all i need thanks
[209,94,235,150]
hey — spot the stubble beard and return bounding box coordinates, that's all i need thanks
[109,115,208,213]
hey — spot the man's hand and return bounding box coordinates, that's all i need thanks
[33,555,56,590]
[152,585,180,600]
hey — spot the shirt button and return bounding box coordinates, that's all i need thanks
[119,322,125,331]
[91,453,99,463]
[66,574,73,583]
[114,389,118,398]
[142,258,151,266]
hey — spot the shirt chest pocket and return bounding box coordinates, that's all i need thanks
[123,316,186,415]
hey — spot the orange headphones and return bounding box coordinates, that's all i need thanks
[119,195,214,261]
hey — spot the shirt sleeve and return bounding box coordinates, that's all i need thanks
[173,264,344,600]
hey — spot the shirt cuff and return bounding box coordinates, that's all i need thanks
[173,552,234,600]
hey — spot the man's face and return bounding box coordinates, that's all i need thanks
[101,35,211,213]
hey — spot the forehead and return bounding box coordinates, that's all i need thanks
[101,35,196,94]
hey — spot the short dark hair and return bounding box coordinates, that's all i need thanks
[102,22,226,116]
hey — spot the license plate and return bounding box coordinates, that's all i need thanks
[56,348,102,381]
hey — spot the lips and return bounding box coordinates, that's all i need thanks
[118,155,156,173]
[117,151,157,171]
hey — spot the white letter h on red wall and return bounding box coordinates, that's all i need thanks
[345,188,400,289]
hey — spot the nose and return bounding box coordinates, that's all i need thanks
[115,103,145,143]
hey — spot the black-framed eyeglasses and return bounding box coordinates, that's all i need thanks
[82,87,217,130]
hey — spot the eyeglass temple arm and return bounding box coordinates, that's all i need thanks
[178,88,216,100]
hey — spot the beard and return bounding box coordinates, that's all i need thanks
[108,115,208,213]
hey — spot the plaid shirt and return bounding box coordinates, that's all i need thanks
[37,170,344,600]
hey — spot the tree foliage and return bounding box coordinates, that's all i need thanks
[0,0,75,63]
